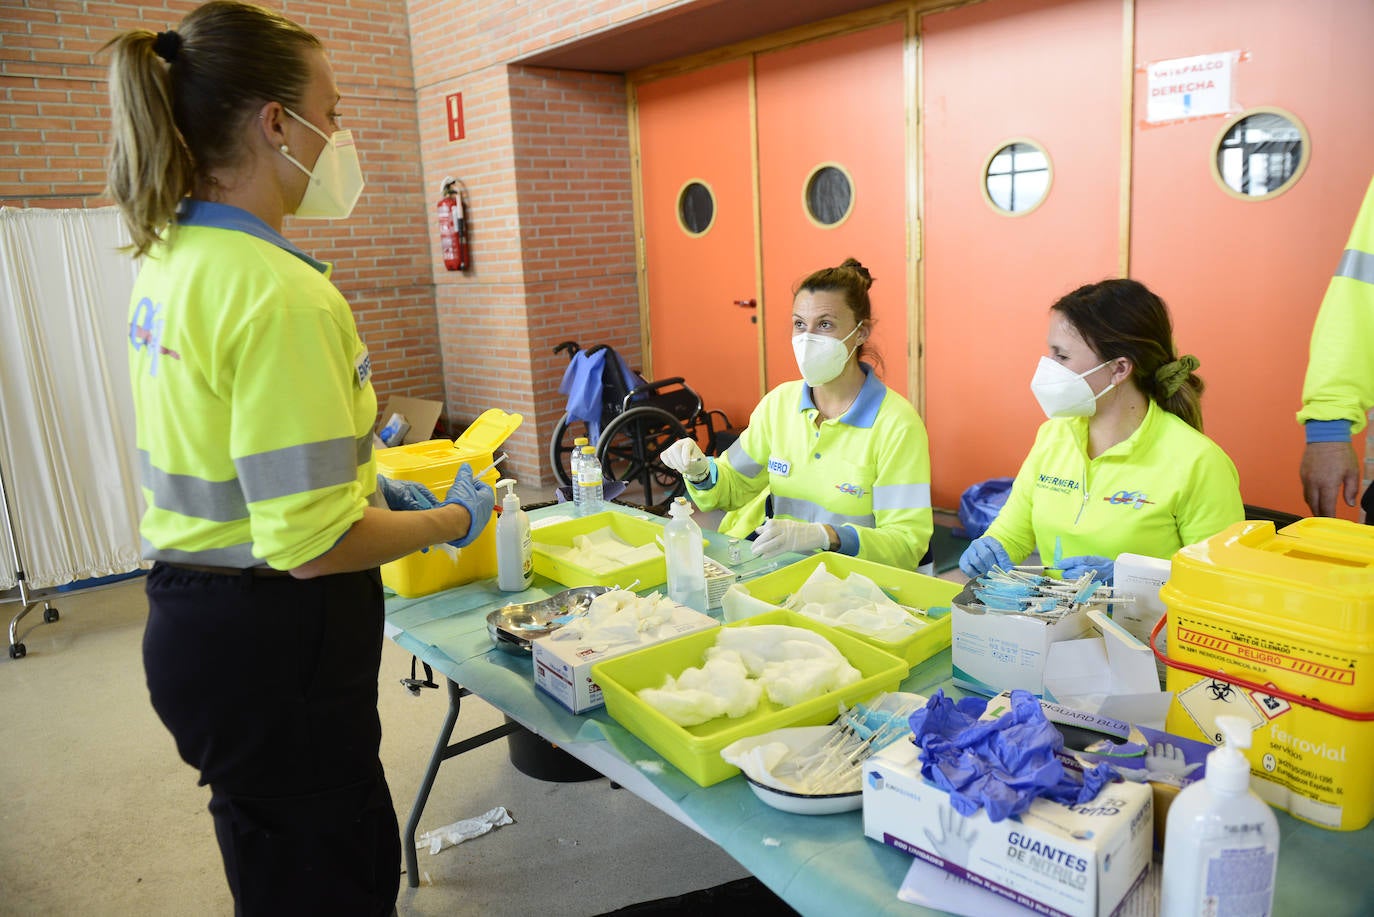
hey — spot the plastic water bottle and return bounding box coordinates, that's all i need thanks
[577,445,603,516]
[571,436,590,512]
[664,497,706,609]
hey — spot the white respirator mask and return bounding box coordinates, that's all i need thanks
[1030,356,1116,418]
[792,323,862,387]
[279,108,365,220]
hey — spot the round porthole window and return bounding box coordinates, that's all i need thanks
[983,140,1051,215]
[804,164,854,227]
[677,180,715,236]
[1212,107,1309,201]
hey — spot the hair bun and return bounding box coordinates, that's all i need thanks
[839,257,874,288]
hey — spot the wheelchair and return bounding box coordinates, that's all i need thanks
[549,341,733,511]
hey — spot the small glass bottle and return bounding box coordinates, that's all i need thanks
[664,497,707,609]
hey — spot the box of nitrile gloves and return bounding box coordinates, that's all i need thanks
[862,737,1152,917]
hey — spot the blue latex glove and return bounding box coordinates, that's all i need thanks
[440,464,495,548]
[1057,555,1113,586]
[375,474,439,512]
[909,689,1115,822]
[958,535,1011,580]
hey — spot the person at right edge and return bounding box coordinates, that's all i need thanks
[1298,175,1374,519]
[959,279,1244,585]
[105,3,494,914]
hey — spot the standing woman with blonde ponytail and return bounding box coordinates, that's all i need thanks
[105,3,494,912]
[959,279,1243,584]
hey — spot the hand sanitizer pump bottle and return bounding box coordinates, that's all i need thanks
[1161,715,1279,917]
[495,479,532,592]
[663,497,706,610]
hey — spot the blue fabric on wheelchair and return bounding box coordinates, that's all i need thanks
[559,349,608,441]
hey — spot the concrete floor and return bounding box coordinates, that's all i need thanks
[0,575,753,916]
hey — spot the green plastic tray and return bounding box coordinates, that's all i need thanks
[736,553,959,667]
[592,609,907,787]
[530,511,668,589]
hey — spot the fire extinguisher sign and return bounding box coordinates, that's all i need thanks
[446,92,465,142]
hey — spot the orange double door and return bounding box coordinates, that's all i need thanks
[635,22,910,436]
[637,1,1374,519]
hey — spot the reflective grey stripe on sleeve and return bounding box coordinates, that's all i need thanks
[1336,249,1374,285]
[872,482,932,512]
[140,449,248,522]
[772,495,874,529]
[356,431,372,466]
[725,439,764,478]
[234,436,361,503]
[143,538,261,567]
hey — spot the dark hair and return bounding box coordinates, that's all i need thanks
[795,258,881,369]
[104,1,321,256]
[1051,278,1205,430]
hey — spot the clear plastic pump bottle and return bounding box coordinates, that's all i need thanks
[1161,715,1279,917]
[577,445,603,516]
[664,497,706,609]
[495,478,532,592]
[571,436,590,512]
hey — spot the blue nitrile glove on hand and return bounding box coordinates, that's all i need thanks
[958,536,1011,579]
[752,518,829,558]
[440,464,496,548]
[376,474,439,512]
[1057,555,1113,586]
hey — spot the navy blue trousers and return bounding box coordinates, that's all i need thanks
[143,563,400,916]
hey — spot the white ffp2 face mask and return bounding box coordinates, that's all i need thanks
[1030,356,1116,418]
[792,323,862,387]
[280,108,365,219]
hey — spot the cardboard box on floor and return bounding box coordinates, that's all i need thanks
[377,396,444,445]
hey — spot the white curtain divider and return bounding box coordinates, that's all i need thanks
[0,207,145,589]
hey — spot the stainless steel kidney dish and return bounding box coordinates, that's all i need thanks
[486,586,612,655]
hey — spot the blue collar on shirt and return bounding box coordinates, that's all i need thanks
[176,200,330,275]
[798,362,886,428]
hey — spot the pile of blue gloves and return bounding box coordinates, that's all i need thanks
[957,535,1113,586]
[908,689,1116,822]
[375,464,495,548]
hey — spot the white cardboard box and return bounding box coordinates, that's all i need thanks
[863,738,1153,917]
[532,604,719,714]
[1042,610,1171,729]
[952,585,1091,696]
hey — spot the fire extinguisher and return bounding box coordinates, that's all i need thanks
[436,176,469,271]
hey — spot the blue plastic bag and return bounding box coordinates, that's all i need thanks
[953,477,1014,539]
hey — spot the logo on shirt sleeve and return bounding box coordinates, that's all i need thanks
[129,296,181,377]
[355,347,372,388]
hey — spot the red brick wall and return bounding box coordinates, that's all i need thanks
[0,0,447,424]
[409,0,681,484]
[4,0,688,485]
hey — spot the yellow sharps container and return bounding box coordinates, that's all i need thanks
[1158,518,1374,831]
[374,409,522,597]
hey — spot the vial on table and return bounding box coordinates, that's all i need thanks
[728,538,743,564]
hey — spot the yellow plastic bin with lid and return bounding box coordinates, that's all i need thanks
[374,409,522,597]
[1156,518,1374,831]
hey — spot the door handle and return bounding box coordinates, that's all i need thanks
[733,298,757,309]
